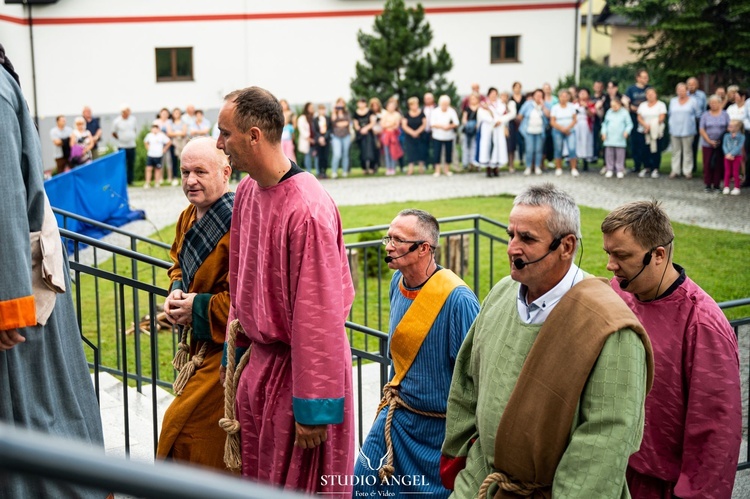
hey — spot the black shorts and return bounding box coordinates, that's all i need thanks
[147,156,162,168]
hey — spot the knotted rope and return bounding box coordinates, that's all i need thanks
[376,383,445,483]
[219,319,251,473]
[171,326,208,395]
[478,471,547,499]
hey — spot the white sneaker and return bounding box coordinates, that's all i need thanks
[571,168,580,177]
[731,188,741,195]
[331,172,338,179]
[534,167,543,175]
[524,168,531,176]
[600,167,607,175]
[723,187,731,195]
[638,170,648,178]
[651,170,660,178]
[547,161,555,168]
[605,171,613,178]
[171,179,179,186]
[143,182,150,189]
[555,169,562,177]
[616,172,625,179]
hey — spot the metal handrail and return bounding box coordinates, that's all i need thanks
[0,422,305,499]
[342,212,508,236]
[53,206,171,249]
[62,228,171,269]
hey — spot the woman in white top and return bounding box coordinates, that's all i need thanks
[637,88,667,177]
[477,87,513,174]
[430,95,459,176]
[550,90,579,176]
[499,91,518,173]
[69,116,93,167]
[296,102,314,173]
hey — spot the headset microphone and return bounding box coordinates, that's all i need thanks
[384,242,421,263]
[618,251,653,289]
[513,238,562,270]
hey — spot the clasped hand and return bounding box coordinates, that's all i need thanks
[163,289,196,326]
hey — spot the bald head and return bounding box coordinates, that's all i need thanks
[182,137,229,169]
[180,138,231,217]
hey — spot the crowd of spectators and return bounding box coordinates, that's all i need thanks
[268,71,749,195]
[49,70,750,195]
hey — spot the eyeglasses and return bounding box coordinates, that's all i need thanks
[382,236,424,247]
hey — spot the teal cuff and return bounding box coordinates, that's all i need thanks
[293,397,345,425]
[170,280,183,292]
[191,293,212,341]
[221,343,248,368]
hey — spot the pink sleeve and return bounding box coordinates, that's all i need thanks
[287,217,354,425]
[675,319,741,498]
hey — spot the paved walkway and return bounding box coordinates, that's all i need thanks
[124,170,750,242]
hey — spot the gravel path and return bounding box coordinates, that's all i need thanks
[121,170,750,244]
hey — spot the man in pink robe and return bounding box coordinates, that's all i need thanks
[602,200,741,499]
[217,86,355,494]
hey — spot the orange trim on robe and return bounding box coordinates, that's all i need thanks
[0,295,37,330]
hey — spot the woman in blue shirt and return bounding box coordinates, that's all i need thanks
[668,83,699,179]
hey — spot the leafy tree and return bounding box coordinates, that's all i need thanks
[556,58,665,95]
[350,0,458,109]
[608,0,750,93]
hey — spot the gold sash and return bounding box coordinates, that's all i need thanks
[389,268,465,387]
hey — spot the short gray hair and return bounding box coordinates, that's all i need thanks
[513,183,581,241]
[708,94,722,104]
[397,209,440,247]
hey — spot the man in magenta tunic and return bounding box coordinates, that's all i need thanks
[217,86,355,493]
[602,200,741,499]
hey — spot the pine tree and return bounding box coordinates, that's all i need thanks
[609,0,750,92]
[350,0,458,108]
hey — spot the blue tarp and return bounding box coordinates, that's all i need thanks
[44,151,145,244]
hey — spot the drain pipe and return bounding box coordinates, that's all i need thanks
[27,2,40,128]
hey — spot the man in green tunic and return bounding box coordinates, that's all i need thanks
[441,183,651,498]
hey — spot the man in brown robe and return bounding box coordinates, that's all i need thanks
[157,137,233,470]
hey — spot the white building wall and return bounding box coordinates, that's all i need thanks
[0,0,578,168]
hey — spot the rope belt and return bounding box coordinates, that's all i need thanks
[171,326,208,396]
[219,319,251,473]
[376,383,446,482]
[478,471,548,499]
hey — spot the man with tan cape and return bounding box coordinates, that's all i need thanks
[157,137,233,470]
[441,183,654,498]
[354,209,479,497]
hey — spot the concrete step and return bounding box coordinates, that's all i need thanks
[352,361,385,447]
[93,372,174,463]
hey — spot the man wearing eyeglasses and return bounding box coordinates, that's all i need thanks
[602,200,741,498]
[354,209,479,498]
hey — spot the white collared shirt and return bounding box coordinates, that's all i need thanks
[516,264,583,324]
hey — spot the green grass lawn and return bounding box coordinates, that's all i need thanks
[78,195,750,388]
